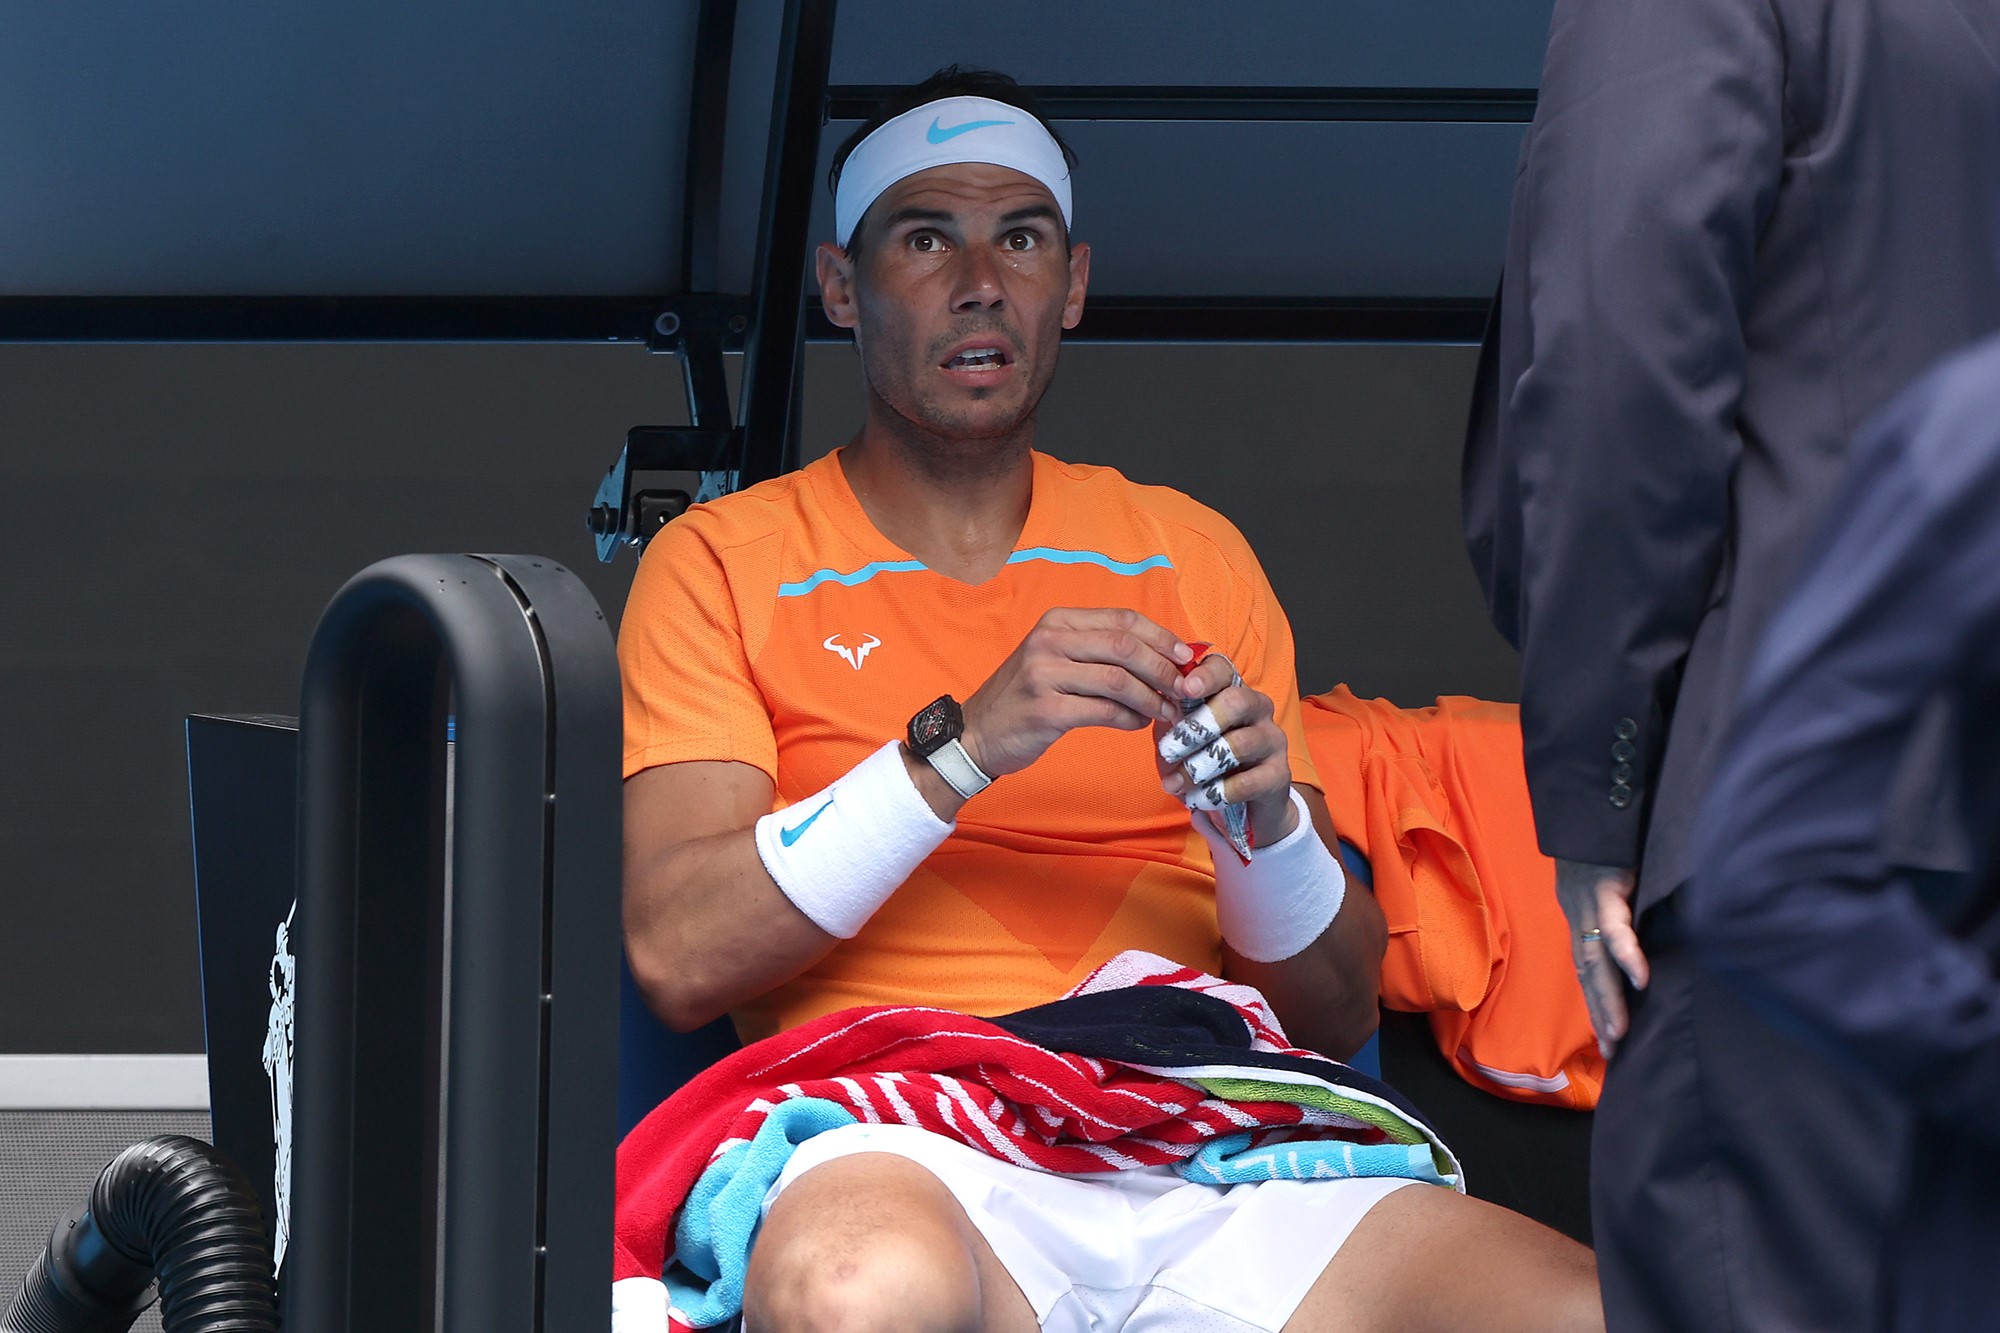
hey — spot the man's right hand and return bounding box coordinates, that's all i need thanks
[961,608,1193,778]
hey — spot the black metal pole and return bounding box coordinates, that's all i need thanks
[676,0,742,437]
[736,0,837,488]
[823,84,1538,123]
[681,0,740,297]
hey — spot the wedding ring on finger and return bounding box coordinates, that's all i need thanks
[1159,702,1224,765]
[1181,735,1240,786]
[1579,928,1604,944]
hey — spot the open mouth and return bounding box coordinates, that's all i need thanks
[941,344,1013,371]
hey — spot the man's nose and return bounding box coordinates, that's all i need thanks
[950,246,1005,313]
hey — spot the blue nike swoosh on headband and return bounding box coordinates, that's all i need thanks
[927,116,1015,144]
[779,799,835,847]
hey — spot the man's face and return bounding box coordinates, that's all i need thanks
[817,162,1091,448]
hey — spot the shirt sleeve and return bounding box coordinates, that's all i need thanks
[1683,342,2000,1148]
[1496,0,1786,865]
[617,513,779,784]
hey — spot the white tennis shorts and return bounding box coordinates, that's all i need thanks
[763,1121,1416,1333]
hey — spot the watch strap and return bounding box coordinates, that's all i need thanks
[924,736,993,799]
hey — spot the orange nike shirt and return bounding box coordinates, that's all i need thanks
[620,449,1319,1043]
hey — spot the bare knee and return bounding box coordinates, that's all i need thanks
[747,1226,981,1333]
[744,1156,985,1333]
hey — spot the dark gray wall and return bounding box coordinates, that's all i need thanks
[0,340,1515,1053]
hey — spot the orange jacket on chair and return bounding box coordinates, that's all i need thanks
[1303,687,1603,1109]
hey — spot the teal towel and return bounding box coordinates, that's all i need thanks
[664,1097,857,1326]
[1178,1131,1457,1188]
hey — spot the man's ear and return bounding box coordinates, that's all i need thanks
[1061,241,1091,331]
[816,242,860,330]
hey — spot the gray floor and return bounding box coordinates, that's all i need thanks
[0,1108,217,1330]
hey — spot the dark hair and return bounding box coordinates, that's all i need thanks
[827,66,1078,254]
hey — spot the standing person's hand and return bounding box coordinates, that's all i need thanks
[1555,859,1649,1058]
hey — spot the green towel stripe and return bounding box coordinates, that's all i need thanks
[1191,1076,1458,1178]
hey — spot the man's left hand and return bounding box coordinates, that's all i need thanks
[1154,652,1298,845]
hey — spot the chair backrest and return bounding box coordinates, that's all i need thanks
[618,961,741,1139]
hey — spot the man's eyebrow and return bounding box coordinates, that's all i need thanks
[998,204,1060,227]
[880,206,956,229]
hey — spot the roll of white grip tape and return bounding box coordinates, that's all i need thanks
[753,740,953,939]
[1203,788,1346,962]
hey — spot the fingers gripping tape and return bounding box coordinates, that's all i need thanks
[753,741,953,939]
[1159,703,1225,766]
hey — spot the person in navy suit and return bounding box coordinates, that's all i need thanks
[1684,333,2000,1332]
[1463,0,2000,1326]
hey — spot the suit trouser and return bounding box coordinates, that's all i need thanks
[1591,903,1911,1333]
[1884,1128,2000,1331]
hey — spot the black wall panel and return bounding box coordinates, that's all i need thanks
[0,340,1514,1052]
[4,1,1555,305]
[0,0,696,297]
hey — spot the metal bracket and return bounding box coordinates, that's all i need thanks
[592,0,835,562]
[586,424,739,563]
[643,292,750,357]
[590,293,752,562]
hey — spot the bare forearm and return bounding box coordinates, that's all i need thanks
[1219,792,1386,1060]
[624,745,964,1032]
[1226,885,1385,1060]
[624,829,838,1032]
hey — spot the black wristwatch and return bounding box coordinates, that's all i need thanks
[907,695,994,799]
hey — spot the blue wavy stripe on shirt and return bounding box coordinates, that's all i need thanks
[777,559,929,597]
[775,548,1171,598]
[1006,547,1174,576]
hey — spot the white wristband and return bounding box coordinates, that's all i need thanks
[754,740,953,939]
[1199,787,1346,963]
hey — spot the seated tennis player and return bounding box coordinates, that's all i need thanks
[621,67,1602,1333]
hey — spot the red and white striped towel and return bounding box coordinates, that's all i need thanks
[615,953,1405,1315]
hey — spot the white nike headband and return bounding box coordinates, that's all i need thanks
[834,94,1073,247]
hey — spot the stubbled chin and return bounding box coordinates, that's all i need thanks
[901,391,1039,445]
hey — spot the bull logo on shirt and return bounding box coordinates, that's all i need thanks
[822,633,881,670]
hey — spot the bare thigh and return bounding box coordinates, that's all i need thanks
[743,1151,1040,1333]
[1285,1186,1604,1333]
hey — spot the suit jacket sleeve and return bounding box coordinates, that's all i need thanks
[1492,0,1786,865]
[1683,342,2000,1150]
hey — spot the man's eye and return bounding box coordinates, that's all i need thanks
[910,234,939,252]
[1007,232,1037,250]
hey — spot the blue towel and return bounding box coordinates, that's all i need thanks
[664,1097,857,1326]
[1177,1132,1456,1188]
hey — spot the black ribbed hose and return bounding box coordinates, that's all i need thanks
[2,1135,277,1333]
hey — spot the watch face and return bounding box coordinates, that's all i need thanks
[909,695,960,754]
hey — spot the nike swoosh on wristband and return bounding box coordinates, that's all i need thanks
[927,116,1014,143]
[780,799,835,847]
